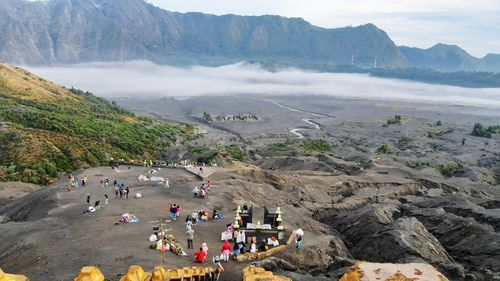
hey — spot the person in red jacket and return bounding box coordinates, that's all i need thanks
[221,240,231,262]
[194,247,206,263]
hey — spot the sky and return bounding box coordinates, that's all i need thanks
[27,61,500,115]
[146,0,500,57]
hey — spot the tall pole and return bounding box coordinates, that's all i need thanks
[160,216,166,263]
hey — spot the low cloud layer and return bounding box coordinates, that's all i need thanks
[27,60,500,109]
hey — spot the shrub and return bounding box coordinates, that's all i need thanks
[226,144,244,161]
[436,163,465,178]
[471,123,492,138]
[386,115,402,125]
[377,143,391,154]
[269,139,294,152]
[300,139,331,153]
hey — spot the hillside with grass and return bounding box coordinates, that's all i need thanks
[0,62,195,184]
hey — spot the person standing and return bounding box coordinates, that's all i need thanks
[164,177,170,188]
[295,234,303,250]
[202,242,208,255]
[185,215,193,230]
[186,226,195,249]
[170,203,178,220]
[192,186,199,198]
[221,240,231,262]
[213,256,224,281]
[86,193,90,204]
[125,186,130,199]
[104,194,109,205]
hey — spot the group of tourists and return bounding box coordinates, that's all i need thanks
[192,181,211,198]
[114,182,130,199]
[67,174,87,190]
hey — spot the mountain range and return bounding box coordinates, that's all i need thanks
[0,0,499,73]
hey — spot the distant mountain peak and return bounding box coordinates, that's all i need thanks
[0,0,498,72]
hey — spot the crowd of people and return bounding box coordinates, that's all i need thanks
[69,164,301,280]
[192,181,211,198]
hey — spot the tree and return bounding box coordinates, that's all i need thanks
[203,112,212,121]
[471,123,492,138]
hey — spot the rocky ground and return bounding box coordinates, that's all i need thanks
[1,95,499,280]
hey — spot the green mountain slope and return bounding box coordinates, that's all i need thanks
[0,62,195,184]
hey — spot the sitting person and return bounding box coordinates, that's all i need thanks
[239,243,246,254]
[194,247,207,263]
[233,242,241,257]
[258,239,268,252]
[212,209,220,220]
[250,242,257,253]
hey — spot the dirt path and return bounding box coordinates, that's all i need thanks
[0,166,246,281]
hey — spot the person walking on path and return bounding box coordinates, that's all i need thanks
[104,194,109,205]
[192,186,199,198]
[186,226,195,249]
[170,203,178,221]
[164,177,170,188]
[185,215,193,230]
[221,240,231,262]
[125,186,130,199]
[86,193,90,204]
[213,256,224,281]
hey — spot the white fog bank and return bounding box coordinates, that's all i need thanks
[26,60,500,109]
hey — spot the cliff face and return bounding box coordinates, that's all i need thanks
[0,0,408,67]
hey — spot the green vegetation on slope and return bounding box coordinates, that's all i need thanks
[471,123,500,138]
[0,63,195,184]
[300,139,331,153]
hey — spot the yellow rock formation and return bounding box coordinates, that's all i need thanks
[119,265,152,281]
[237,245,289,262]
[0,267,29,281]
[243,265,291,281]
[74,266,105,281]
[7,264,293,281]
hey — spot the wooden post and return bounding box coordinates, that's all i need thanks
[160,216,166,263]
